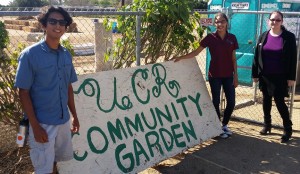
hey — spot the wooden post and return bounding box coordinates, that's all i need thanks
[94,19,113,72]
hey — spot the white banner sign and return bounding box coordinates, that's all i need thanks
[261,3,278,9]
[200,18,213,26]
[210,4,222,10]
[58,58,222,174]
[231,2,250,9]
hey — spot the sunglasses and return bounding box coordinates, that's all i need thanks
[47,18,68,26]
[269,18,282,22]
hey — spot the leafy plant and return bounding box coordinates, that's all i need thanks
[104,0,206,68]
[61,38,75,56]
[193,0,208,9]
[0,21,9,50]
[98,0,114,7]
[0,42,25,129]
[10,0,49,7]
[0,22,22,128]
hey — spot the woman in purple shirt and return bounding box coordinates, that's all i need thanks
[173,13,239,139]
[252,11,297,143]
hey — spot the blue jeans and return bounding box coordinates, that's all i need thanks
[209,77,235,126]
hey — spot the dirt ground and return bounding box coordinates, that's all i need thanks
[1,120,299,174]
[140,120,300,174]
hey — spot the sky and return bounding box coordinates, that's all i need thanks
[0,0,12,6]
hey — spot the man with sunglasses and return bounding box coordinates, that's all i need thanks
[14,6,80,174]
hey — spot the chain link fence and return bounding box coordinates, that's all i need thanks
[225,10,300,131]
[1,8,300,153]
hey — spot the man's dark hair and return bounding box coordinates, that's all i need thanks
[38,6,73,28]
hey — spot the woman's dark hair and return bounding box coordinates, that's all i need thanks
[214,12,228,22]
[269,10,286,30]
[38,6,73,28]
[269,10,283,20]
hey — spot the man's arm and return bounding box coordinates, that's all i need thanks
[19,88,48,143]
[68,84,80,133]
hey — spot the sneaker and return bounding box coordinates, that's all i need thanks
[219,132,229,139]
[222,125,233,136]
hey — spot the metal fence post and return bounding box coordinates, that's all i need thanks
[289,21,300,118]
[253,13,264,103]
[136,13,142,66]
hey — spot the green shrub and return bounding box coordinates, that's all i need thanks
[0,42,25,129]
[104,0,206,68]
[61,38,75,56]
[0,21,9,50]
[0,22,21,129]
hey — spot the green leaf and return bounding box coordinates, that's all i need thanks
[103,0,205,68]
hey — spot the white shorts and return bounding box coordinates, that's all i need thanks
[28,120,73,174]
